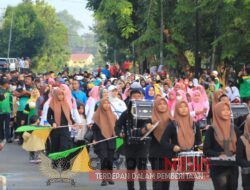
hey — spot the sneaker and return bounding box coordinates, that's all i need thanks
[34,159,41,164]
[14,138,19,142]
[29,159,36,164]
[108,181,115,185]
[101,181,107,186]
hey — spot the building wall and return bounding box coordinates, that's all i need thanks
[68,54,94,67]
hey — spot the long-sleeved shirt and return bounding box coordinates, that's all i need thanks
[72,90,87,105]
[236,137,250,168]
[160,121,202,158]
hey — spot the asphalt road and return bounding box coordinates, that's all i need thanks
[0,143,243,190]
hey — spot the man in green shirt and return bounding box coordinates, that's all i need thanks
[0,79,12,143]
[13,75,33,144]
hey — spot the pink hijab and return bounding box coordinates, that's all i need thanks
[60,84,76,109]
[122,88,130,100]
[167,90,176,114]
[176,90,187,102]
[174,82,182,92]
[195,85,208,102]
[189,90,206,121]
[89,86,100,102]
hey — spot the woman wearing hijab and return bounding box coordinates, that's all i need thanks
[167,90,176,116]
[204,102,239,190]
[85,86,100,126]
[207,89,224,124]
[95,88,109,110]
[47,88,73,154]
[195,85,210,109]
[148,97,173,190]
[189,90,208,129]
[92,99,117,186]
[212,89,223,113]
[236,115,250,190]
[176,90,187,103]
[60,83,81,123]
[160,100,202,190]
[23,88,40,124]
[145,85,155,100]
[108,85,127,118]
[174,82,182,92]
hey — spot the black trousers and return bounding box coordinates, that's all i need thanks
[178,181,194,190]
[50,128,71,153]
[50,128,72,170]
[94,141,115,182]
[0,113,11,140]
[16,111,26,143]
[210,166,239,190]
[242,173,250,190]
[125,144,149,190]
[149,157,171,190]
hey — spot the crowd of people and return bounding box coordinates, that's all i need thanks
[0,63,250,190]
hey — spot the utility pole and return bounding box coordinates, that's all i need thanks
[7,11,14,58]
[132,42,136,73]
[160,0,164,66]
[114,49,117,64]
[194,0,201,78]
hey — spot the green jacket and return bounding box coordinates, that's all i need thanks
[0,88,13,114]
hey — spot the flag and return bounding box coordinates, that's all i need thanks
[32,128,52,144]
[116,138,124,151]
[16,125,50,133]
[71,147,92,172]
[48,145,85,160]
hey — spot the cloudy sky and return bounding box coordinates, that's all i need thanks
[0,0,94,34]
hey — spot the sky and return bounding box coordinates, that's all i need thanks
[0,0,94,34]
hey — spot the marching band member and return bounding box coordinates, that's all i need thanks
[115,88,150,190]
[148,97,172,190]
[236,115,250,190]
[160,100,202,190]
[204,101,239,190]
[92,99,117,186]
[47,88,73,154]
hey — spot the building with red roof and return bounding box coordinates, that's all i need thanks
[68,53,94,67]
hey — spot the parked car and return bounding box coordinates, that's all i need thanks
[0,58,18,72]
[0,58,9,72]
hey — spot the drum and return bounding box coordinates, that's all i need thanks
[126,100,153,145]
[231,103,249,119]
[175,151,205,172]
[208,156,237,166]
[131,100,153,120]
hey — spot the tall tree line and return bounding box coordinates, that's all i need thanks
[87,0,250,74]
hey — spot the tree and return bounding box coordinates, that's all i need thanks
[57,10,84,53]
[0,0,70,72]
[87,0,250,74]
